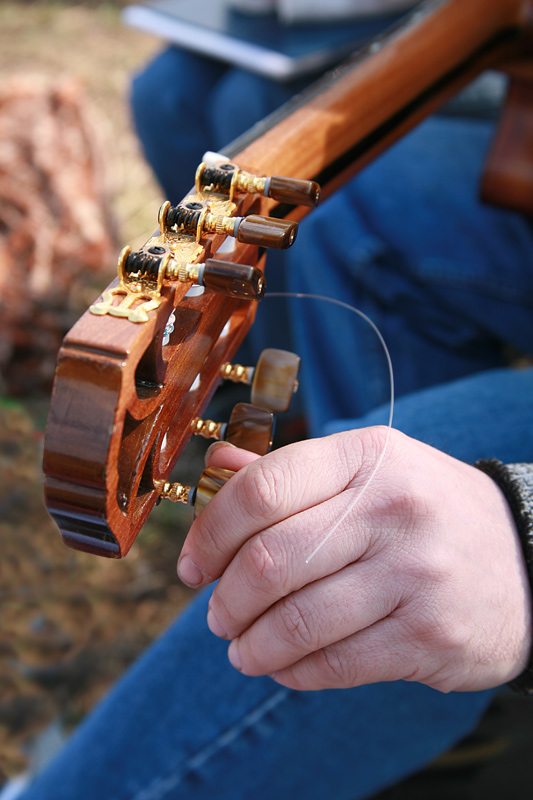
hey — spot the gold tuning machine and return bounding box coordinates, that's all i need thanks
[191,402,274,456]
[159,200,298,250]
[220,348,300,413]
[155,466,234,518]
[119,248,265,301]
[195,161,321,208]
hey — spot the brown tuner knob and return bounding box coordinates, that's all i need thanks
[235,215,298,250]
[251,349,301,413]
[200,259,265,300]
[266,176,321,207]
[225,402,274,455]
[193,466,235,518]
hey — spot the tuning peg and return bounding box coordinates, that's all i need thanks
[159,201,298,250]
[195,161,321,207]
[119,248,265,301]
[191,402,274,455]
[155,466,234,518]
[220,348,300,413]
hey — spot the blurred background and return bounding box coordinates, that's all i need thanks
[0,1,200,783]
[2,3,533,797]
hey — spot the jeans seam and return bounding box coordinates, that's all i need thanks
[130,687,291,800]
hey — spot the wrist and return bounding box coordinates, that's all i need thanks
[475,459,533,694]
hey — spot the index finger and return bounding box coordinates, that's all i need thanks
[177,426,388,587]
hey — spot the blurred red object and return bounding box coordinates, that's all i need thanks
[0,77,116,396]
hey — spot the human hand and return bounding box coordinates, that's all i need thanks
[177,428,532,693]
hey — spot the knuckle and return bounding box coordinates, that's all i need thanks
[316,644,352,687]
[238,461,286,520]
[400,545,455,593]
[350,425,391,468]
[210,589,240,631]
[359,424,392,458]
[191,516,227,564]
[335,425,398,497]
[372,479,438,550]
[243,532,286,595]
[277,594,317,651]
[389,487,432,534]
[394,600,466,658]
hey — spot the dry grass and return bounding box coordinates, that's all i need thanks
[0,2,201,782]
[0,1,164,247]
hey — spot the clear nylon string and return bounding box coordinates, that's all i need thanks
[264,292,394,563]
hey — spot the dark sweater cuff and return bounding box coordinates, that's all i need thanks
[475,459,533,695]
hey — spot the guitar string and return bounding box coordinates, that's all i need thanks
[263,292,394,563]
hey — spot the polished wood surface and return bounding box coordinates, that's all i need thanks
[228,0,532,205]
[481,70,533,216]
[43,0,533,558]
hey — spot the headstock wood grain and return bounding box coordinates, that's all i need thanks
[43,0,533,558]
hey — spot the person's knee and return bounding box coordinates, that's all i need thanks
[131,48,190,127]
[132,48,226,129]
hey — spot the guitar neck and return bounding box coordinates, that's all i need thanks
[227,0,530,209]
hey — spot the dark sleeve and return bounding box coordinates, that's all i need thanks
[475,460,533,695]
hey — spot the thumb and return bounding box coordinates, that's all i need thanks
[204,441,261,471]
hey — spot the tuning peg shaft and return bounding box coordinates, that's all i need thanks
[155,466,234,518]
[191,402,274,455]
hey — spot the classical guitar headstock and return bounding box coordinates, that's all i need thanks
[43,152,320,558]
[44,0,532,559]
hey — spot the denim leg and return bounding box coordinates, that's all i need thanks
[325,366,533,466]
[131,48,229,202]
[22,364,520,800]
[22,316,531,800]
[209,67,301,147]
[19,584,493,800]
[286,116,533,436]
[131,50,299,203]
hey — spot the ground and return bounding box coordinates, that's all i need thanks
[0,1,202,781]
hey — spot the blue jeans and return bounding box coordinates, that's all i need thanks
[21,49,533,800]
[20,365,533,800]
[284,117,533,436]
[131,48,304,204]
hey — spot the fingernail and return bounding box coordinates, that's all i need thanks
[205,440,236,465]
[228,640,242,672]
[207,606,228,639]
[177,555,205,587]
